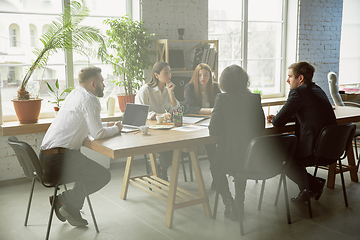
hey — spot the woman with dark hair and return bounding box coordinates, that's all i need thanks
[135,62,180,180]
[184,63,221,188]
[136,61,180,120]
[209,64,265,221]
[184,63,221,115]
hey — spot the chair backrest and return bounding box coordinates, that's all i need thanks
[243,134,297,180]
[314,123,356,161]
[7,136,44,180]
[328,72,345,106]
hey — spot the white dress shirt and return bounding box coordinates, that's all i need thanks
[41,86,119,151]
[135,84,180,119]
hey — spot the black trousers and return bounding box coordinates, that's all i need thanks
[286,155,331,191]
[40,150,111,210]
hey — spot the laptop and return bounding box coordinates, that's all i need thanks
[121,103,150,133]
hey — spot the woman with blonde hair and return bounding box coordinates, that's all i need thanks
[184,63,221,188]
[184,63,221,115]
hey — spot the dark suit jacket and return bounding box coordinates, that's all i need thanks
[272,82,337,159]
[184,82,221,114]
[209,90,265,171]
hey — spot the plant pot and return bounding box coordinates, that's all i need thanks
[54,106,60,116]
[12,98,43,124]
[117,94,136,113]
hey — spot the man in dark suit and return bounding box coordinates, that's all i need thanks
[267,61,337,203]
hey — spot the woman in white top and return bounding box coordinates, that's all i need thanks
[135,62,180,180]
[135,61,180,120]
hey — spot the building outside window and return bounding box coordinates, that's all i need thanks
[9,28,17,47]
[0,0,128,121]
[209,0,287,97]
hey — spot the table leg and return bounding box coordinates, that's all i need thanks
[189,151,212,218]
[120,156,134,200]
[165,149,181,228]
[347,146,359,183]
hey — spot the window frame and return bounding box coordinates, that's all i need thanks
[0,0,133,125]
[208,0,298,99]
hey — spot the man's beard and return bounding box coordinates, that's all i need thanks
[95,85,104,97]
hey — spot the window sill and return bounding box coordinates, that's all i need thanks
[1,112,122,136]
[261,97,287,106]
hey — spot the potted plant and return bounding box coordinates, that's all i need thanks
[100,16,155,112]
[12,0,106,123]
[45,79,73,114]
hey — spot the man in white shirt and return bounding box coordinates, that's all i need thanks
[40,66,122,227]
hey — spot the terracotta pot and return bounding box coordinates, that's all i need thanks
[117,94,136,113]
[12,98,43,124]
[54,106,60,116]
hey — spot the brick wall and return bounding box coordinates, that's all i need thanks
[298,0,343,99]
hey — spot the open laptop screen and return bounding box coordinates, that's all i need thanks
[122,103,149,127]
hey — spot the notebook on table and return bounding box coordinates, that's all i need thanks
[121,103,150,133]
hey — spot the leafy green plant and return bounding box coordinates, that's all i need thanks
[45,79,73,108]
[17,0,106,100]
[99,16,155,95]
[253,88,263,96]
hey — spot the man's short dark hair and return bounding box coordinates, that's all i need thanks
[289,61,315,84]
[78,66,102,83]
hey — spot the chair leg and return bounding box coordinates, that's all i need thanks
[282,174,291,224]
[313,165,319,177]
[46,186,59,240]
[274,175,282,206]
[305,173,313,218]
[338,160,349,207]
[258,180,266,210]
[233,174,245,236]
[25,177,36,226]
[212,173,221,220]
[188,154,194,182]
[354,137,360,171]
[86,195,99,233]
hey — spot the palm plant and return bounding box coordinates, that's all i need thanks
[18,0,106,100]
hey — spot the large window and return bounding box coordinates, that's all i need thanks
[209,0,289,97]
[339,0,360,85]
[0,0,128,121]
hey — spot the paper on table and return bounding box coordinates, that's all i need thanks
[171,125,207,132]
[182,116,208,124]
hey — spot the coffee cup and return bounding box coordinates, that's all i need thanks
[140,125,149,135]
[156,115,165,123]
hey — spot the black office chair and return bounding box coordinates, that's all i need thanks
[213,134,297,236]
[310,123,356,212]
[7,136,99,240]
[276,123,356,219]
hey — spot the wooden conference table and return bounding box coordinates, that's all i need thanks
[83,106,360,228]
